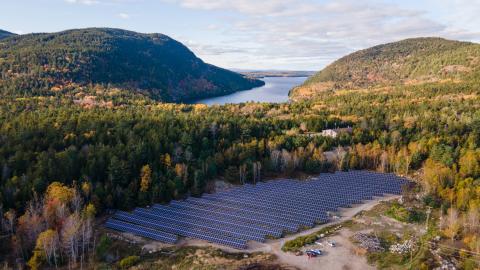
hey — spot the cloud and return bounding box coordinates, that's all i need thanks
[207,24,219,30]
[118,13,130,19]
[65,0,134,5]
[168,0,296,15]
[184,40,252,56]
[166,0,480,69]
[65,0,100,5]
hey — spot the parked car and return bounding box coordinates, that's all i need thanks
[307,249,322,255]
[306,251,317,258]
[326,240,336,247]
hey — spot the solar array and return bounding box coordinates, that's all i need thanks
[105,170,408,249]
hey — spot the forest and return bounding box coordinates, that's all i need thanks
[0,34,479,269]
[0,28,264,102]
[1,77,479,268]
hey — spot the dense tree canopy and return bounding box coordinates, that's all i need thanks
[0,28,264,102]
[0,34,479,269]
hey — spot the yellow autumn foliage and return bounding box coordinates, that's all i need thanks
[46,182,75,203]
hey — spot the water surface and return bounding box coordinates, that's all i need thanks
[193,76,308,105]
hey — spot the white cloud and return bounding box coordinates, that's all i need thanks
[169,0,295,15]
[207,24,219,30]
[426,0,480,42]
[65,0,100,5]
[168,0,480,69]
[118,13,130,19]
[65,0,134,5]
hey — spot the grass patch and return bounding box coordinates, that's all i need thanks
[95,234,142,263]
[119,255,140,269]
[385,202,426,223]
[366,251,408,269]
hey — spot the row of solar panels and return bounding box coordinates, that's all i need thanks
[105,171,408,249]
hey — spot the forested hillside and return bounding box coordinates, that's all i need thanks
[0,28,264,102]
[0,30,15,39]
[291,38,480,100]
[0,35,479,269]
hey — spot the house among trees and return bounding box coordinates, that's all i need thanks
[320,127,353,138]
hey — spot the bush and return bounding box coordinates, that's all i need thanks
[462,258,479,270]
[385,203,425,223]
[95,235,112,260]
[119,255,140,269]
[408,209,426,223]
[377,231,399,248]
[385,203,410,222]
[282,234,318,252]
[282,224,341,252]
[423,194,441,208]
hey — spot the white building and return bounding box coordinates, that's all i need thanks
[320,127,353,138]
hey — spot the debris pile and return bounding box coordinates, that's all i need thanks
[434,260,457,270]
[431,247,457,270]
[389,239,415,254]
[352,233,384,252]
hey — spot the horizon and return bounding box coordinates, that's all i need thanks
[2,0,480,70]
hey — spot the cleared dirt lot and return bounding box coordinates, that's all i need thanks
[269,229,375,270]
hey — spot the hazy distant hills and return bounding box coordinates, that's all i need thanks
[291,37,480,100]
[0,28,264,102]
[0,29,16,39]
[236,70,316,78]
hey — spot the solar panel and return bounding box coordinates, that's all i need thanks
[105,219,177,243]
[105,170,407,249]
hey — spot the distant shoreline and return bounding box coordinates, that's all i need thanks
[248,75,311,79]
[240,71,315,79]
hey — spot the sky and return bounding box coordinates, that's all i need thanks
[2,0,480,70]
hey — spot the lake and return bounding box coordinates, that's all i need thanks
[193,76,308,105]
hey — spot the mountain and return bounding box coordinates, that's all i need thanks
[0,29,16,39]
[0,28,264,102]
[291,37,480,100]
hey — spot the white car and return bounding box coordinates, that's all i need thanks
[326,240,336,247]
